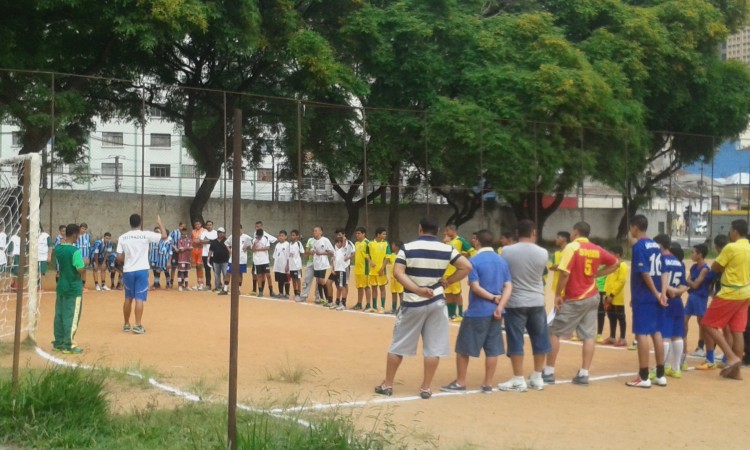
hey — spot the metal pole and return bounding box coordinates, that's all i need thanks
[223,92,228,227]
[296,101,303,231]
[362,108,369,229]
[479,123,485,228]
[534,123,539,226]
[710,137,715,240]
[49,73,55,233]
[424,113,430,216]
[227,108,242,450]
[140,92,145,228]
[115,156,120,192]
[12,161,30,392]
[580,128,585,222]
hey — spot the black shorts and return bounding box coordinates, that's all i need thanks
[274,272,288,284]
[313,269,327,279]
[332,271,348,288]
[171,253,178,265]
[289,270,300,280]
[254,264,269,275]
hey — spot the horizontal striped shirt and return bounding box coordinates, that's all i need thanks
[396,235,460,306]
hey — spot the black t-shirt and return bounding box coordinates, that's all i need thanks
[209,238,230,263]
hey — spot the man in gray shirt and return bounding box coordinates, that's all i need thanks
[497,219,552,392]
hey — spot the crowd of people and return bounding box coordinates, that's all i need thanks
[48,212,750,397]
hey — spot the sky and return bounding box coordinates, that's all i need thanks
[684,140,750,179]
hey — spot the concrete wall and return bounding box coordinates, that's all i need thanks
[40,190,666,243]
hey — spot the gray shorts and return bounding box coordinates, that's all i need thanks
[455,316,504,357]
[388,299,450,358]
[548,295,599,340]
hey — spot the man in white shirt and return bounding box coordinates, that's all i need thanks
[288,230,304,301]
[251,227,275,297]
[200,220,218,290]
[272,230,291,298]
[251,220,277,295]
[38,227,53,284]
[116,214,166,334]
[226,225,252,290]
[312,225,334,305]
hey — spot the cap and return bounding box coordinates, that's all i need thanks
[217,227,226,233]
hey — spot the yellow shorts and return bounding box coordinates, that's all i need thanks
[369,273,388,287]
[390,281,404,294]
[445,282,462,295]
[355,274,370,289]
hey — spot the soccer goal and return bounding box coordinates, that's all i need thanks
[0,153,41,344]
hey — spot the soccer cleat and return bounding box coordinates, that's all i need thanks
[691,348,706,358]
[625,377,651,388]
[419,389,432,399]
[440,381,467,392]
[681,362,689,371]
[123,323,131,333]
[450,315,463,323]
[572,375,589,386]
[541,372,555,384]
[498,379,528,392]
[570,336,582,342]
[374,384,392,396]
[653,376,667,387]
[249,291,258,296]
[669,370,682,379]
[595,335,604,344]
[527,376,544,391]
[480,385,493,394]
[62,347,83,354]
[132,325,146,334]
[696,361,716,370]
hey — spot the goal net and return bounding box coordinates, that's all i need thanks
[0,153,41,343]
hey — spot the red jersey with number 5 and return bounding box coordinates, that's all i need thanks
[557,238,616,301]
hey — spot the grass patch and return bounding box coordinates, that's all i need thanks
[265,357,319,384]
[1,365,404,449]
[186,375,219,400]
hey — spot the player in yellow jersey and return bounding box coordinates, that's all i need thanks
[443,224,476,322]
[353,227,372,311]
[548,231,570,294]
[496,231,514,255]
[387,240,404,314]
[368,227,391,313]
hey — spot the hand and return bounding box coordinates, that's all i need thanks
[379,267,385,276]
[439,278,449,288]
[493,305,503,320]
[658,293,668,307]
[417,287,434,298]
[554,295,563,311]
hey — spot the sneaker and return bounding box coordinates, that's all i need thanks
[440,381,467,392]
[296,296,305,303]
[249,291,258,296]
[570,336,582,342]
[374,384,392,396]
[352,304,362,310]
[178,286,184,292]
[625,377,651,388]
[669,370,682,379]
[218,290,228,296]
[527,376,544,391]
[283,295,290,299]
[595,335,604,344]
[123,323,131,332]
[419,389,432,399]
[599,337,615,345]
[572,375,589,386]
[95,284,102,291]
[498,378,528,392]
[377,308,385,314]
[628,341,638,351]
[691,348,706,358]
[542,372,555,384]
[257,292,264,298]
[133,325,146,335]
[696,361,717,370]
[366,307,377,313]
[613,339,627,347]
[480,385,493,393]
[335,305,345,311]
[62,346,83,354]
[102,285,110,291]
[653,376,667,387]
[680,362,689,371]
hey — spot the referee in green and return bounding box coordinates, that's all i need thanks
[52,223,86,354]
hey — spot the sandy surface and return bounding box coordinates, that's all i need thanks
[2,269,750,449]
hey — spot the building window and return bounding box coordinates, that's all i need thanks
[150,133,171,148]
[53,164,66,176]
[101,132,124,146]
[257,168,273,182]
[150,164,171,178]
[101,162,123,177]
[303,175,326,190]
[226,167,247,181]
[149,106,164,118]
[11,132,22,147]
[181,164,198,178]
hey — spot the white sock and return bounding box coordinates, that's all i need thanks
[578,369,589,377]
[663,342,671,367]
[512,375,525,383]
[544,366,555,375]
[531,371,542,380]
[672,339,684,369]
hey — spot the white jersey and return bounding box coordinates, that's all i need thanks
[0,232,7,266]
[9,235,20,256]
[201,229,218,256]
[227,233,252,265]
[312,237,334,271]
[273,241,290,273]
[116,230,162,272]
[288,240,304,271]
[334,245,350,272]
[251,234,273,265]
[38,232,51,261]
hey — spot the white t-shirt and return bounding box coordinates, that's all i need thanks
[312,237,334,271]
[273,241,289,273]
[334,245,350,272]
[0,232,7,266]
[227,233,252,264]
[116,230,163,272]
[288,240,304,271]
[251,235,273,265]
[38,232,51,260]
[9,235,20,256]
[201,229,218,256]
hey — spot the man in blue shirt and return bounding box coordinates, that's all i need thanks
[627,215,668,388]
[440,229,512,393]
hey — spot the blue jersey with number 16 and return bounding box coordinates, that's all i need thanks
[631,238,663,304]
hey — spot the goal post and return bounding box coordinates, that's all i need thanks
[0,153,41,344]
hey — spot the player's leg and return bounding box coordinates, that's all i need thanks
[606,306,617,342]
[53,294,64,349]
[123,297,133,328]
[265,272,274,296]
[369,281,378,311]
[60,295,82,351]
[596,293,606,342]
[379,283,387,312]
[92,260,100,290]
[203,256,212,290]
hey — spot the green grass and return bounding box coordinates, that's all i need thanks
[0,366,403,449]
[265,356,319,384]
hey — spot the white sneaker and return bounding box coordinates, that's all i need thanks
[178,287,184,292]
[102,285,110,291]
[527,376,544,391]
[497,378,528,392]
[625,377,651,388]
[95,285,101,291]
[690,348,706,358]
[653,376,667,387]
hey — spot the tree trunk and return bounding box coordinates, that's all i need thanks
[507,191,564,241]
[616,195,646,240]
[189,163,222,224]
[435,188,482,230]
[330,171,386,237]
[388,162,401,242]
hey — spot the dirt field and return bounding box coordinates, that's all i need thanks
[4,270,750,449]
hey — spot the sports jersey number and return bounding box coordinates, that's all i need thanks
[669,271,682,288]
[584,258,593,276]
[648,254,662,277]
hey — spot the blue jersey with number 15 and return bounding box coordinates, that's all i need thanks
[631,238,663,305]
[663,254,687,316]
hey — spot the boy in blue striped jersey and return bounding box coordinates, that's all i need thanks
[91,232,113,291]
[75,223,91,289]
[149,227,172,289]
[168,222,184,289]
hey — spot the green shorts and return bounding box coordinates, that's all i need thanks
[39,261,48,275]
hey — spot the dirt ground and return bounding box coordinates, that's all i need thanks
[3,269,750,449]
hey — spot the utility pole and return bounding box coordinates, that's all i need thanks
[114,155,120,192]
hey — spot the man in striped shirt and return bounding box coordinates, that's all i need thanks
[375,217,472,399]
